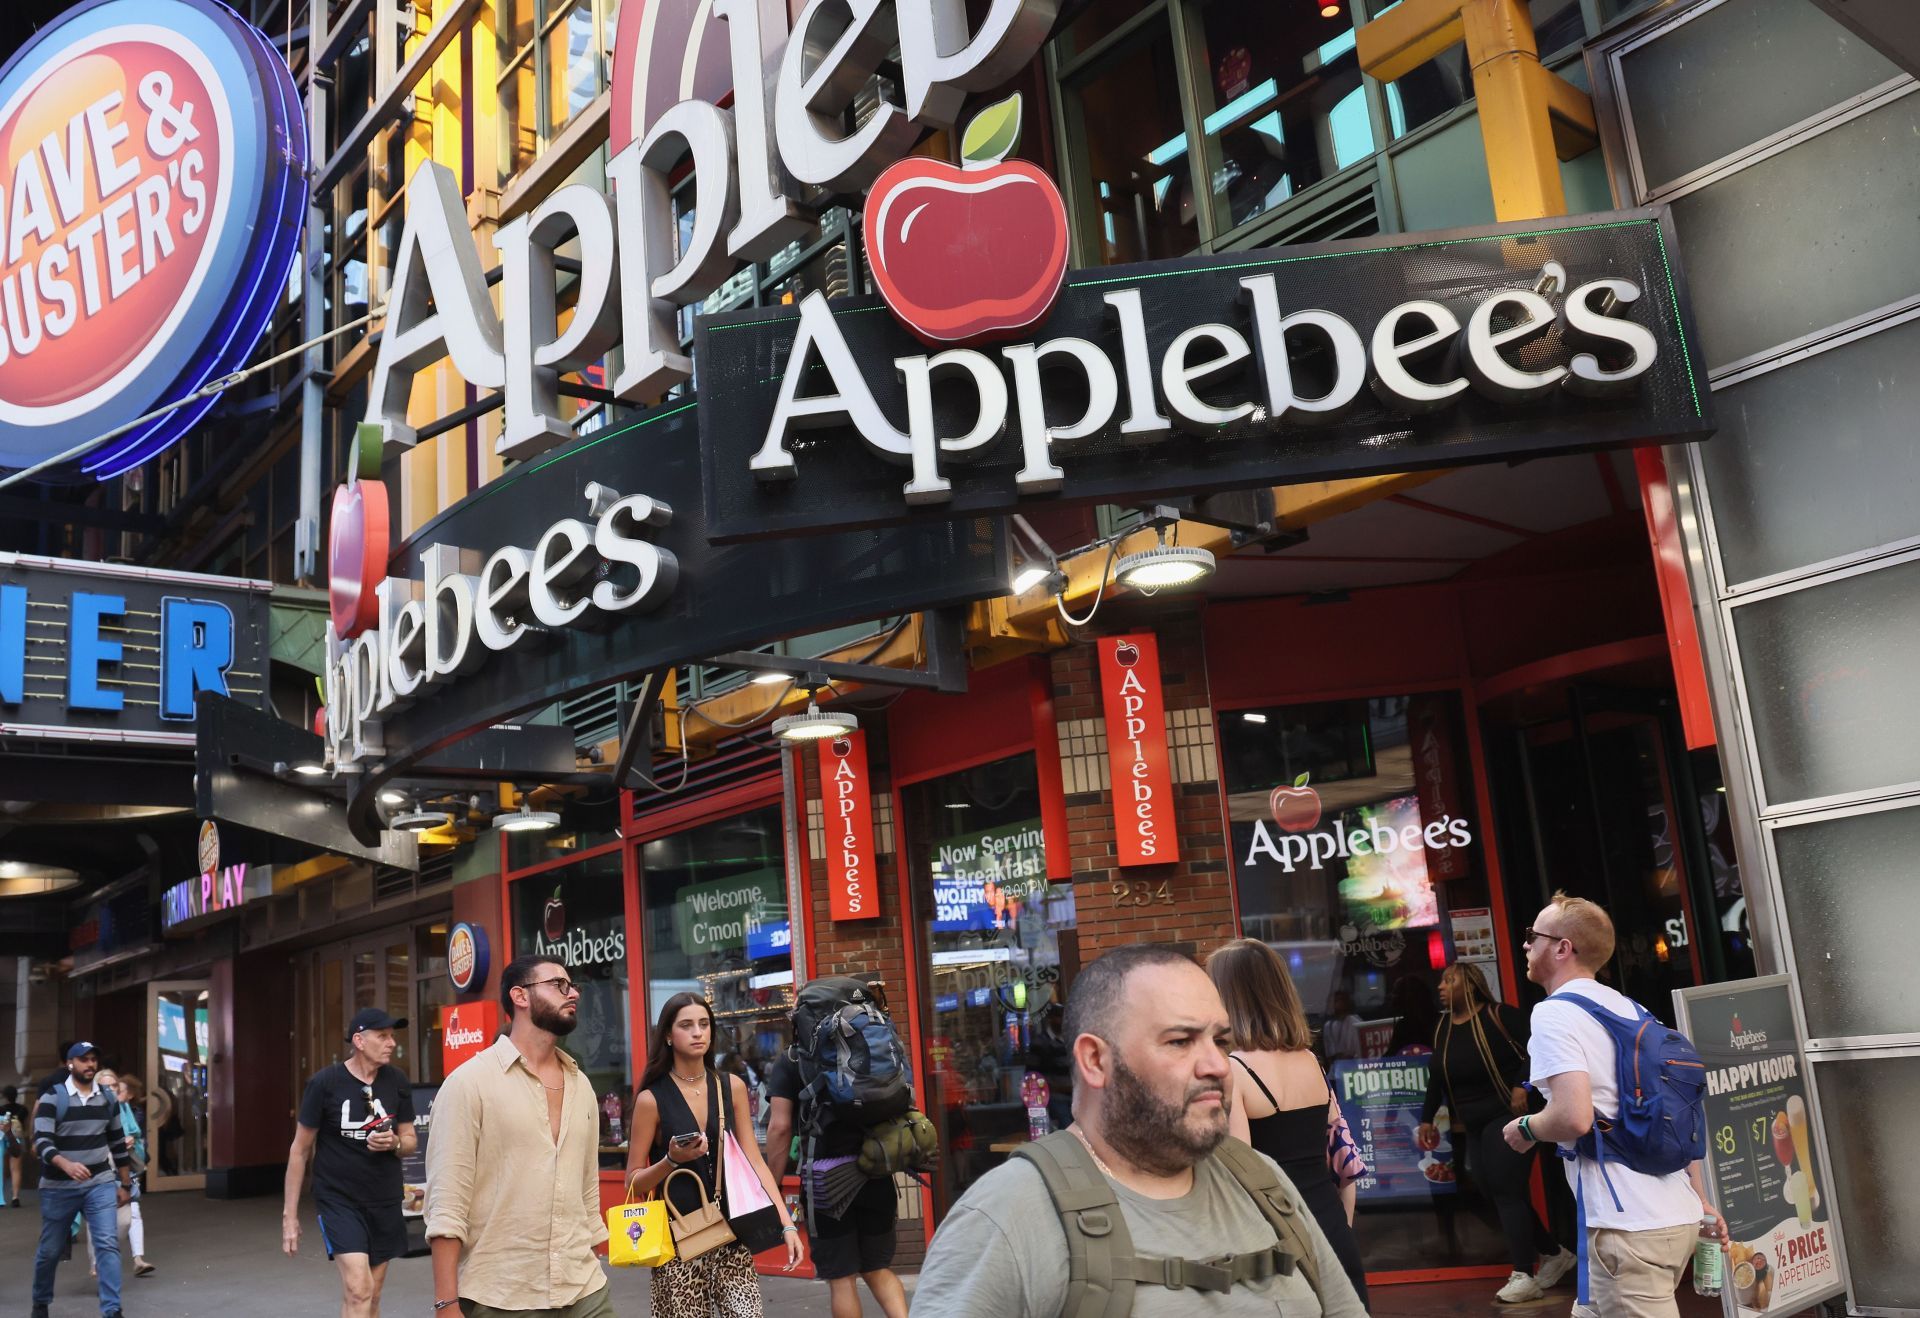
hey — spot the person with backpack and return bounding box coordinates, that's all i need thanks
[764,976,913,1318]
[1503,894,1727,1318]
[911,944,1368,1317]
[1417,962,1576,1304]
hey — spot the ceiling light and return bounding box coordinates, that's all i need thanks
[495,803,561,832]
[391,806,453,833]
[1321,2,1343,16]
[290,760,327,777]
[1116,540,1214,590]
[944,802,969,809]
[1011,565,1053,595]
[0,861,82,897]
[771,701,857,742]
[380,790,407,806]
[1008,514,1065,598]
[1242,712,1268,724]
[751,670,792,686]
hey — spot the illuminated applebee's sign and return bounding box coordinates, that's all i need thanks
[0,0,306,478]
[362,0,1062,460]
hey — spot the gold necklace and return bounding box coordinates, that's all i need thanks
[671,1069,706,1086]
[1069,1124,1120,1180]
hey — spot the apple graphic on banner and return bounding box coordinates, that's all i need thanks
[1113,640,1140,668]
[863,93,1069,346]
[1270,773,1322,833]
[831,738,852,758]
[544,887,566,941]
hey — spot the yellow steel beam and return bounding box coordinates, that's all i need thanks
[1356,0,1469,85]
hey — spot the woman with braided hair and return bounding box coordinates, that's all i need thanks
[1417,962,1576,1303]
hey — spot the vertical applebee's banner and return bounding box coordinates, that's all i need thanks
[1098,635,1179,866]
[820,732,879,921]
[1408,696,1470,882]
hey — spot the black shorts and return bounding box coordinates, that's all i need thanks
[808,1176,897,1280]
[314,1194,409,1267]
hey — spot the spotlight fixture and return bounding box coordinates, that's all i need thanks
[1241,712,1269,724]
[380,790,407,806]
[1008,514,1066,598]
[495,802,561,832]
[772,700,858,742]
[1320,1,1342,16]
[290,760,327,777]
[1116,528,1215,590]
[751,670,793,686]
[391,804,453,833]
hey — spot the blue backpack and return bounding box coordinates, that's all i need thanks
[1546,990,1709,1303]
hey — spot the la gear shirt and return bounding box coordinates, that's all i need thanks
[1528,978,1703,1231]
[424,1033,608,1311]
[297,1062,416,1205]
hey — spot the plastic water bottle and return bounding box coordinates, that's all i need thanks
[1692,1215,1723,1296]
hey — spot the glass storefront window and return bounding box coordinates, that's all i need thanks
[903,754,1079,1215]
[1061,26,1199,264]
[1193,0,1373,232]
[511,848,632,1166]
[1222,693,1509,1273]
[638,805,793,1139]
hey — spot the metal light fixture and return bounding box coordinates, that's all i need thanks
[1116,526,1215,591]
[495,802,561,832]
[771,699,858,742]
[391,803,453,833]
[751,670,792,686]
[1009,514,1066,598]
[379,790,407,806]
[291,760,327,777]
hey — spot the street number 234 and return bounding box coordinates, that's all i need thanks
[1110,880,1174,907]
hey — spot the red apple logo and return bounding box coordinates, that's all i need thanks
[543,886,566,941]
[1113,640,1140,668]
[328,478,390,639]
[863,94,1068,347]
[1270,773,1321,833]
[830,737,852,758]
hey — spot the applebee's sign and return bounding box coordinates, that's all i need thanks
[1097,634,1178,866]
[701,209,1713,539]
[361,0,1062,461]
[1246,780,1473,875]
[821,732,879,921]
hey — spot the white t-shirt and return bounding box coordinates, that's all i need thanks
[1528,978,1702,1232]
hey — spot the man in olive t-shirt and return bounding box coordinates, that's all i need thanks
[911,948,1366,1318]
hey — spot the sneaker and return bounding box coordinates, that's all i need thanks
[1497,1271,1546,1303]
[135,1256,156,1276]
[1571,1305,1601,1318]
[1535,1247,1577,1290]
[31,1304,49,1318]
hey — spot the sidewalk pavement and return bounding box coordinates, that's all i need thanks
[0,1189,897,1316]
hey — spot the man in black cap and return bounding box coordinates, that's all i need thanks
[283,1008,418,1318]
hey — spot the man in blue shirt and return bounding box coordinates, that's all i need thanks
[31,1042,133,1318]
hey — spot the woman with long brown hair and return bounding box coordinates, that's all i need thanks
[626,993,801,1317]
[1417,962,1575,1304]
[1207,938,1370,1310]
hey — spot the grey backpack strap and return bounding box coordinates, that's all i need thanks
[1208,1136,1323,1301]
[1012,1132,1136,1318]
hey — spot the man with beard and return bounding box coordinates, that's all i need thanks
[284,1008,418,1318]
[911,945,1369,1317]
[425,955,612,1318]
[30,1043,133,1318]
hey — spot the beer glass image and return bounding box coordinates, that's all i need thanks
[1770,1110,1793,1171]
[1787,1096,1814,1225]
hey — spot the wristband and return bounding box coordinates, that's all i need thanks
[433,1300,461,1312]
[1517,1115,1537,1143]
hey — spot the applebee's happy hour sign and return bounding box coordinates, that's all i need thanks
[820,731,879,922]
[1098,634,1178,866]
[0,0,306,478]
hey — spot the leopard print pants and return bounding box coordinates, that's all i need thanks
[649,1241,764,1318]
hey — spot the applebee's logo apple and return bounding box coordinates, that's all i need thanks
[1269,774,1322,833]
[863,94,1068,346]
[1113,640,1140,668]
[830,737,852,758]
[543,886,566,941]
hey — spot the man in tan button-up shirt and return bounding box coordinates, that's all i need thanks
[426,955,613,1317]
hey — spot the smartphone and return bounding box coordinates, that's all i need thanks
[670,1131,702,1148]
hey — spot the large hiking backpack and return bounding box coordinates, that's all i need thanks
[789,976,913,1124]
[1015,1132,1323,1317]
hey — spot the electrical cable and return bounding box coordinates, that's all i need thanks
[1055,540,1119,628]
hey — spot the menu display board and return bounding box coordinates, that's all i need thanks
[1675,977,1844,1318]
[400,1083,439,1256]
[1331,1056,1456,1203]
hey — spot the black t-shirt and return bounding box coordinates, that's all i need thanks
[297,1062,415,1205]
[766,1057,864,1158]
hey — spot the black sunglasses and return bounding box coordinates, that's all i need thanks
[517,976,580,998]
[1522,927,1578,955]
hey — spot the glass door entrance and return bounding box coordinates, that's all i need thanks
[145,980,212,1191]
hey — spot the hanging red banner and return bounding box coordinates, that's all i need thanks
[1408,695,1471,882]
[821,731,880,921]
[1097,634,1180,866]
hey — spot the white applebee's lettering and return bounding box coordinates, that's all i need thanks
[1113,667,1158,858]
[323,489,677,766]
[834,756,867,914]
[364,0,1058,458]
[1245,814,1475,873]
[747,269,1659,504]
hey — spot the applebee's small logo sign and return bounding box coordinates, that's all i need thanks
[1729,1013,1769,1052]
[864,95,1067,346]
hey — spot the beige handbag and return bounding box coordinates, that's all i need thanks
[663,1168,736,1261]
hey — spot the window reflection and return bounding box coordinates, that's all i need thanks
[1062,27,1198,263]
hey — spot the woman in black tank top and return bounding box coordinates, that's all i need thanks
[625,993,801,1316]
[1208,939,1371,1311]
